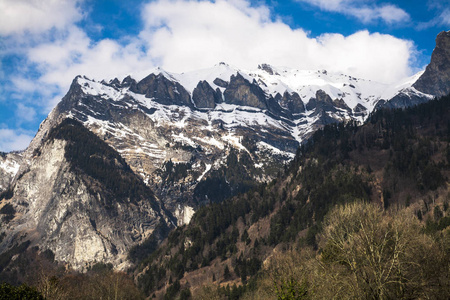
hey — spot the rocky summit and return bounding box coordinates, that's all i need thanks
[0,31,449,271]
[414,31,450,97]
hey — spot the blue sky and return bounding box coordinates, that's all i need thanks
[0,0,449,152]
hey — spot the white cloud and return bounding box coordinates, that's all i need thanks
[438,8,450,25]
[16,103,36,124]
[297,0,410,24]
[9,0,416,98]
[417,8,450,29]
[0,0,84,36]
[25,26,155,95]
[416,0,450,29]
[139,0,414,83]
[0,127,34,152]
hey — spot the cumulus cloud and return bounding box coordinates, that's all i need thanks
[140,0,414,83]
[0,0,84,36]
[24,26,154,94]
[297,0,410,24]
[15,103,36,124]
[16,0,415,98]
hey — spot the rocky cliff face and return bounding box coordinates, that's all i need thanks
[0,119,171,271]
[414,31,450,97]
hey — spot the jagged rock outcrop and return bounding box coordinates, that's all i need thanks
[223,73,268,109]
[353,103,368,118]
[306,90,336,113]
[275,92,305,114]
[333,98,351,112]
[133,73,192,107]
[213,78,228,88]
[413,31,450,97]
[377,91,432,109]
[192,80,221,108]
[258,63,279,75]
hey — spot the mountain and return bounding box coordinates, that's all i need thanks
[378,30,450,109]
[135,94,450,299]
[413,31,450,97]
[0,118,173,271]
[0,31,449,272]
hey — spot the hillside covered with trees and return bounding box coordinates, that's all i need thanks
[134,94,450,299]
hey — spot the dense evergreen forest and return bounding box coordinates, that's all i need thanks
[1,95,450,299]
[136,94,450,299]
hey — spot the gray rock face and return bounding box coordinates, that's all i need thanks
[192,81,221,108]
[377,91,432,110]
[0,120,171,271]
[213,78,228,88]
[306,90,336,113]
[276,92,305,114]
[0,152,23,194]
[333,98,351,112]
[353,103,368,118]
[224,73,268,109]
[413,31,450,97]
[133,73,192,107]
[258,63,279,75]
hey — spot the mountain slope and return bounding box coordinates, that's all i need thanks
[0,119,172,271]
[134,94,450,298]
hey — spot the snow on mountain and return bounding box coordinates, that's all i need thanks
[150,63,416,114]
[71,63,428,160]
[3,63,431,230]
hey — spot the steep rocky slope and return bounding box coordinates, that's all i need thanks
[0,119,172,271]
[414,31,450,97]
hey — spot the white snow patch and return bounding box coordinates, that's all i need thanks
[175,205,196,225]
[254,162,264,168]
[0,158,20,177]
[78,77,123,101]
[197,164,211,182]
[257,141,295,158]
[222,134,248,152]
[172,132,198,148]
[193,136,225,149]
